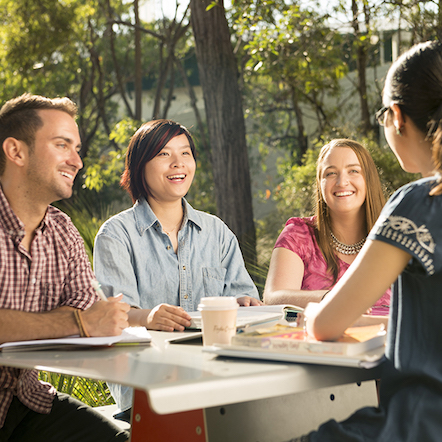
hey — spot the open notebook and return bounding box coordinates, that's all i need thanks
[187,304,302,330]
[0,327,152,352]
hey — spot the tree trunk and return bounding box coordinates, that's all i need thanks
[134,0,142,120]
[175,56,209,149]
[355,44,371,134]
[438,0,442,41]
[291,86,308,164]
[352,0,372,135]
[190,0,257,268]
[161,52,176,119]
[105,0,134,119]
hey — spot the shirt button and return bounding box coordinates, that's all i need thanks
[31,278,37,284]
[183,266,186,270]
[184,295,188,300]
[167,245,171,250]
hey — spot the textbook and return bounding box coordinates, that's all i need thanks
[0,327,152,352]
[205,343,385,369]
[187,304,302,330]
[230,323,386,357]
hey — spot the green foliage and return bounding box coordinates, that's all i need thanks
[0,0,78,95]
[186,159,216,214]
[84,118,139,192]
[206,1,221,12]
[0,0,136,177]
[250,214,290,296]
[186,124,217,214]
[56,193,124,264]
[38,371,115,407]
[235,0,348,160]
[367,138,421,197]
[274,148,319,221]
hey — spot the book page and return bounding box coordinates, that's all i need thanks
[187,308,282,330]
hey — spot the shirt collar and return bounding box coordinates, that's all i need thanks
[0,185,53,241]
[133,198,203,235]
[184,199,203,230]
[0,185,26,240]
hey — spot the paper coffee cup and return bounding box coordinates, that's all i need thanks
[198,297,238,346]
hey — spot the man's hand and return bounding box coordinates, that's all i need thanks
[146,304,192,332]
[237,296,263,306]
[81,294,130,337]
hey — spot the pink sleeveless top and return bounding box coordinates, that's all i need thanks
[275,216,390,315]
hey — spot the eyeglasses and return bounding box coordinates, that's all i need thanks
[375,106,389,126]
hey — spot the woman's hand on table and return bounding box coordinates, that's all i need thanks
[237,296,263,306]
[146,304,192,332]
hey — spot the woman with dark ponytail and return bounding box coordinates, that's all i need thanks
[290,41,442,441]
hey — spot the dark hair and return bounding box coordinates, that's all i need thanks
[120,119,196,203]
[383,41,442,194]
[0,93,77,175]
[313,139,385,285]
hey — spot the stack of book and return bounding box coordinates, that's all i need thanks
[206,323,386,368]
[232,323,386,356]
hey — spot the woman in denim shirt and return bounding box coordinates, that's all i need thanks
[93,120,260,417]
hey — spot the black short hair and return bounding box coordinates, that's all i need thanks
[120,119,196,203]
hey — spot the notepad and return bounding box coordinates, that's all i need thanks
[0,327,152,352]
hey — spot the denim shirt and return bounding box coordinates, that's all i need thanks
[93,198,258,412]
[93,198,258,311]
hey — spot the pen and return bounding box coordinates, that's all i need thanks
[92,280,108,302]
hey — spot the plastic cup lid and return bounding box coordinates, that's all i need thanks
[197,296,239,311]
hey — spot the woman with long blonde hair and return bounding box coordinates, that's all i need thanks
[264,139,389,314]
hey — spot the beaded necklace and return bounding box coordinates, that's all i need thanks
[331,231,366,255]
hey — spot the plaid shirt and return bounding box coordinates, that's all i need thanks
[0,187,98,428]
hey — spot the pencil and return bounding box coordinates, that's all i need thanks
[92,280,108,302]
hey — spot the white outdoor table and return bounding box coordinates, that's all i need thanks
[0,331,381,441]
